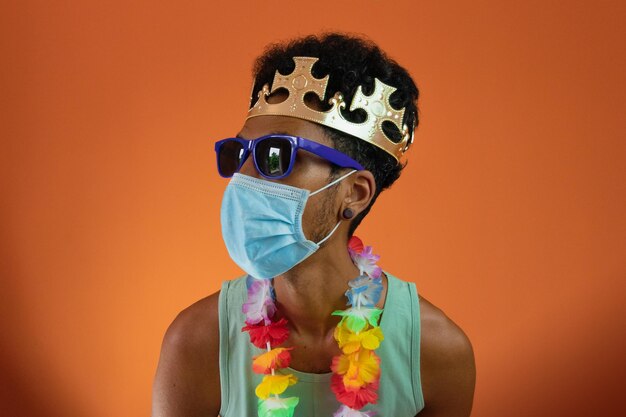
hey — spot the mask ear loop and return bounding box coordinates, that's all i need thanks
[310,169,358,245]
[309,169,358,196]
[316,219,342,245]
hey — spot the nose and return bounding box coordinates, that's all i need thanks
[237,151,261,178]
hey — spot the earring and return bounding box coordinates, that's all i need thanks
[342,208,354,219]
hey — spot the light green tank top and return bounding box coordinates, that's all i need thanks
[218,270,425,416]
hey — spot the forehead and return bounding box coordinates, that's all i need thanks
[236,115,334,148]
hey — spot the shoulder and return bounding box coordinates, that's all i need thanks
[166,289,221,350]
[151,289,222,417]
[417,294,476,417]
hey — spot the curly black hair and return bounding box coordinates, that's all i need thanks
[249,32,420,237]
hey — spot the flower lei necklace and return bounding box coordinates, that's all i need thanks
[241,235,385,417]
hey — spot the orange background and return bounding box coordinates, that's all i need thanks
[1,1,624,416]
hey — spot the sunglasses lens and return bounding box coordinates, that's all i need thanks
[255,137,293,178]
[218,140,245,177]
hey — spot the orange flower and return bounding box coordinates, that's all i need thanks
[252,347,294,374]
[331,350,381,389]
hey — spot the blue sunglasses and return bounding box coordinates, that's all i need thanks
[214,134,364,180]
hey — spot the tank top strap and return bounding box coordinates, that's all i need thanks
[380,270,425,413]
[217,279,231,417]
[218,274,251,417]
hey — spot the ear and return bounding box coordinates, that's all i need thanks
[343,170,376,218]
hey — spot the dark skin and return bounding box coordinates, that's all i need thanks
[152,113,476,416]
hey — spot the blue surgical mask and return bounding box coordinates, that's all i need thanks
[220,169,357,280]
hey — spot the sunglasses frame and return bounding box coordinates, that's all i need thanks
[214,134,364,179]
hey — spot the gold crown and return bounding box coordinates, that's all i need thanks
[246,56,414,162]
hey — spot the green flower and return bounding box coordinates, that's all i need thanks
[258,396,299,417]
[331,307,383,333]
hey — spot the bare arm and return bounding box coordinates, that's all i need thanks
[152,292,221,417]
[417,299,476,416]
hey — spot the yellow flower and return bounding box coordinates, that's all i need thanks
[334,322,384,354]
[255,373,298,399]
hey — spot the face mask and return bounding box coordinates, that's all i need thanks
[220,169,357,280]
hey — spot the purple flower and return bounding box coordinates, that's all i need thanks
[242,278,276,325]
[350,246,382,278]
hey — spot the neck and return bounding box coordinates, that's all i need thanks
[271,236,366,339]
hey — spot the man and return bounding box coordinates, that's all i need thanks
[152,33,475,417]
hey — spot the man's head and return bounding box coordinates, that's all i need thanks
[239,32,420,240]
